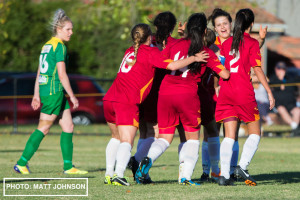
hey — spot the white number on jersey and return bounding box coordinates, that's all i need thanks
[119,52,135,73]
[39,54,49,73]
[229,50,240,73]
[170,51,189,78]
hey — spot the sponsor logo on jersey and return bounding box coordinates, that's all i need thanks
[42,45,52,53]
[39,74,48,85]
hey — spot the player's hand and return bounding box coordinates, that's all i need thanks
[178,21,187,37]
[195,51,209,62]
[70,96,79,110]
[268,92,275,110]
[259,25,268,40]
[31,95,40,111]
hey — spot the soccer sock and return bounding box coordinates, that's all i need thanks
[182,140,200,180]
[60,132,73,171]
[239,134,260,170]
[136,138,145,152]
[230,141,239,175]
[17,129,45,166]
[105,138,120,177]
[201,141,210,174]
[115,142,132,177]
[178,142,185,164]
[220,137,234,179]
[134,137,155,163]
[207,137,220,175]
[147,138,170,163]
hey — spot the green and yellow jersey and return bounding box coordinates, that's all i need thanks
[38,37,67,96]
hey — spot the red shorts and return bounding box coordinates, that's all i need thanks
[103,100,139,127]
[157,93,201,134]
[198,84,215,125]
[215,101,260,123]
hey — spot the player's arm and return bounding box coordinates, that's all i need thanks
[166,51,209,71]
[31,67,41,111]
[57,62,79,109]
[253,67,275,110]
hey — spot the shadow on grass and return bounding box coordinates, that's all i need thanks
[253,171,300,184]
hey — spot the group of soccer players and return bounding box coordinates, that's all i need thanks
[104,8,274,187]
[13,7,275,187]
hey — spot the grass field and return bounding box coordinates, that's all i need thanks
[1,125,300,199]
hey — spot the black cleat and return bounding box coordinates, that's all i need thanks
[135,157,152,184]
[111,176,130,186]
[234,165,257,186]
[230,173,238,182]
[218,176,236,186]
[200,173,210,182]
[128,156,139,180]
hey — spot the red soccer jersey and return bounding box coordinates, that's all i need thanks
[219,33,261,105]
[104,45,172,105]
[159,38,224,95]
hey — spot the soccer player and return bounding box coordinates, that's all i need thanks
[199,8,268,182]
[128,12,180,183]
[135,13,230,186]
[103,23,208,186]
[216,8,275,186]
[14,9,88,175]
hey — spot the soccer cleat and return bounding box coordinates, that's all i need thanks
[211,171,220,183]
[64,167,88,175]
[135,157,152,184]
[230,173,238,182]
[178,162,184,183]
[104,175,112,185]
[234,165,257,186]
[112,176,130,186]
[218,176,236,186]
[14,164,30,174]
[180,178,200,186]
[129,156,139,181]
[199,172,210,182]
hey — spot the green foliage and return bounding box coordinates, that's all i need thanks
[0,0,205,79]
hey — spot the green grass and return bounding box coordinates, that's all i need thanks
[0,126,300,199]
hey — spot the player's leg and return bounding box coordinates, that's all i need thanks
[177,123,186,183]
[15,112,56,174]
[277,105,297,129]
[230,122,239,181]
[234,102,260,186]
[59,108,88,175]
[290,107,300,129]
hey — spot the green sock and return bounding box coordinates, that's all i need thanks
[61,132,73,170]
[17,129,45,166]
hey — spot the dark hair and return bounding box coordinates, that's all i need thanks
[204,28,216,47]
[186,13,207,74]
[231,8,255,56]
[208,8,232,27]
[127,23,152,66]
[153,11,176,49]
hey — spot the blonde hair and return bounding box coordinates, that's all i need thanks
[127,24,152,66]
[51,9,72,35]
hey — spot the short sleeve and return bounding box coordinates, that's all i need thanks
[249,41,261,68]
[207,49,224,74]
[149,47,173,69]
[55,43,66,63]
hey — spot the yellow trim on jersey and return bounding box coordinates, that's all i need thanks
[46,37,64,52]
[255,59,261,67]
[216,64,225,70]
[140,78,153,103]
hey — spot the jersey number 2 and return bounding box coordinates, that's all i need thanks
[229,50,240,73]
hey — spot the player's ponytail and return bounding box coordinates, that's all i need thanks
[186,13,207,74]
[51,9,72,35]
[231,8,254,57]
[153,11,176,49]
[127,23,152,66]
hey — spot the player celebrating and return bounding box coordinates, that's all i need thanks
[103,23,208,186]
[216,8,275,186]
[135,13,230,186]
[14,9,88,175]
[128,12,179,182]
